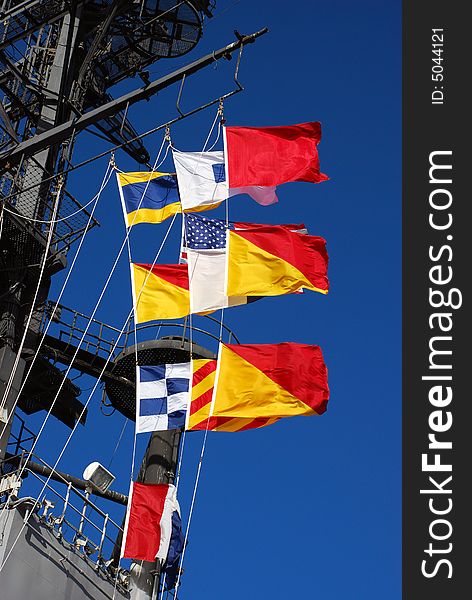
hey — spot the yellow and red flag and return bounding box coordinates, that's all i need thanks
[187,343,329,432]
[227,225,329,297]
[130,218,328,323]
[131,263,189,322]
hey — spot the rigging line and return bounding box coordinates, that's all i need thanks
[10,141,168,459]
[152,110,223,597]
[78,158,175,589]
[124,242,139,481]
[1,90,242,206]
[128,210,179,480]
[169,135,230,594]
[1,189,102,224]
[173,425,210,593]
[174,429,186,493]
[0,199,4,240]
[2,137,169,538]
[114,143,171,175]
[0,215,179,575]
[111,570,120,600]
[169,98,231,591]
[83,413,129,533]
[108,418,128,469]
[0,161,176,558]
[0,161,113,436]
[125,215,139,482]
[0,309,133,573]
[0,137,168,497]
[169,102,221,160]
[171,101,220,491]
[117,134,171,480]
[0,180,62,415]
[81,413,128,536]
[206,119,222,151]
[209,0,243,23]
[171,94,224,580]
[158,575,167,600]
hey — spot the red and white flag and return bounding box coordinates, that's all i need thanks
[223,121,328,188]
[121,482,178,562]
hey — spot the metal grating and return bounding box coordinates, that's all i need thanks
[2,172,100,251]
[0,0,67,50]
[88,1,205,90]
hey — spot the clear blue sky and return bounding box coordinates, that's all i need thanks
[26,1,401,598]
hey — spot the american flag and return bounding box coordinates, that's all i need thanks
[181,213,308,262]
[184,214,233,250]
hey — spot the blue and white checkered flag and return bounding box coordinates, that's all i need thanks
[136,363,191,433]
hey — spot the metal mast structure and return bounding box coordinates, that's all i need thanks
[0,1,217,455]
[0,0,219,460]
[0,2,268,598]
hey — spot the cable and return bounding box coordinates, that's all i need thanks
[206,119,222,151]
[0,180,62,415]
[108,419,128,470]
[0,200,4,240]
[2,106,224,579]
[1,192,101,224]
[0,133,174,560]
[172,426,209,594]
[161,106,225,597]
[0,161,114,436]
[0,212,178,574]
[0,307,137,572]
[117,138,172,481]
[0,138,169,529]
[1,91,242,208]
[11,140,167,461]
[125,232,139,484]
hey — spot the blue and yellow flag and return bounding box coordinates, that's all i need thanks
[117,171,181,226]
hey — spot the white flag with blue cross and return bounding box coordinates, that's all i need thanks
[136,363,191,433]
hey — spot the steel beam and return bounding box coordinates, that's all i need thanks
[0,28,268,171]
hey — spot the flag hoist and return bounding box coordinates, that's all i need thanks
[116,116,331,585]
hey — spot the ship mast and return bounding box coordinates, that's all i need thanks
[0,2,267,597]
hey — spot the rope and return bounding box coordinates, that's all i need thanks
[172,426,209,593]
[109,419,128,469]
[0,91,241,208]
[1,106,224,581]
[126,221,139,484]
[206,120,222,151]
[1,192,100,224]
[0,180,62,415]
[0,137,168,524]
[117,134,171,480]
[0,307,137,572]
[0,211,178,575]
[165,104,226,596]
[0,161,114,437]
[0,200,4,240]
[170,102,222,156]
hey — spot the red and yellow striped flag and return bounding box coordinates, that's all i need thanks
[186,343,329,432]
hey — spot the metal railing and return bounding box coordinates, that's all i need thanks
[43,302,127,360]
[1,451,129,592]
[6,413,36,456]
[43,301,240,362]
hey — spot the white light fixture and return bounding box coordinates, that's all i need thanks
[83,462,115,493]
